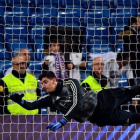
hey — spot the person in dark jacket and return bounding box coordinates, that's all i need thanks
[10,71,140,131]
[118,16,140,82]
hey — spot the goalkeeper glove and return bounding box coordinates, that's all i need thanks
[10,93,24,104]
[46,118,67,131]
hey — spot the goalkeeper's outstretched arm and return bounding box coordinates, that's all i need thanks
[10,93,53,110]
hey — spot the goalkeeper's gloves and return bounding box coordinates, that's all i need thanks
[46,118,67,131]
[10,93,24,104]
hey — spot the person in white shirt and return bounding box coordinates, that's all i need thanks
[5,49,33,76]
[69,52,86,82]
[102,51,135,88]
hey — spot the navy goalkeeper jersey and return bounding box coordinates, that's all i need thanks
[20,78,98,123]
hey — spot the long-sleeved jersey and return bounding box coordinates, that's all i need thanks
[19,78,98,123]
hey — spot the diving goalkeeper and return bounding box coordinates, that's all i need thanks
[10,71,140,131]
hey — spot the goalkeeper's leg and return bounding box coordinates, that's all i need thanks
[130,85,140,97]
[130,113,140,124]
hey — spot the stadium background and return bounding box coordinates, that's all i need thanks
[0,0,140,139]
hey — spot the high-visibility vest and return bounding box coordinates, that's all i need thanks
[2,73,39,115]
[81,75,107,93]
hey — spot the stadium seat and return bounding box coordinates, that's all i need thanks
[0,25,4,48]
[84,9,110,26]
[81,46,87,61]
[5,25,29,51]
[28,47,35,61]
[0,61,12,78]
[35,48,45,61]
[58,9,84,28]
[30,9,57,26]
[0,26,9,60]
[110,26,124,44]
[0,0,6,6]
[80,61,92,81]
[29,61,42,78]
[109,8,137,44]
[7,0,35,7]
[87,61,92,70]
[35,0,62,9]
[87,26,109,38]
[80,70,91,82]
[110,9,137,27]
[4,7,33,25]
[86,26,109,45]
[88,44,113,54]
[88,0,114,9]
[114,0,138,8]
[6,38,28,52]
[30,26,46,50]
[5,25,28,41]
[30,61,40,68]
[0,48,10,60]
[118,73,128,87]
[61,0,88,8]
[0,7,5,23]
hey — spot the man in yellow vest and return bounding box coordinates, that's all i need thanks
[81,57,108,92]
[0,55,41,114]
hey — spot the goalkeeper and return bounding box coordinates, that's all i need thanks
[10,71,140,131]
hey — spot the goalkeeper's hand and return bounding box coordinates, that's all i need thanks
[9,93,24,104]
[46,118,67,131]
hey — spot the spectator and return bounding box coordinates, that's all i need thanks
[81,57,108,92]
[102,51,135,88]
[118,16,140,83]
[69,52,86,82]
[42,39,70,79]
[5,48,33,76]
[0,55,41,114]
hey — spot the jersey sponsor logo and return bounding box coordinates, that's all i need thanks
[0,86,3,92]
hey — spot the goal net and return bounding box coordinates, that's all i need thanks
[1,0,140,139]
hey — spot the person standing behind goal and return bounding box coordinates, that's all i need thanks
[81,57,108,92]
[102,51,135,88]
[0,55,41,114]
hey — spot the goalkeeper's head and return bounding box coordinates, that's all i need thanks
[39,71,58,93]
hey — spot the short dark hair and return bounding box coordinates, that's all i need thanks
[128,16,137,26]
[117,51,129,60]
[50,38,59,44]
[38,71,56,81]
